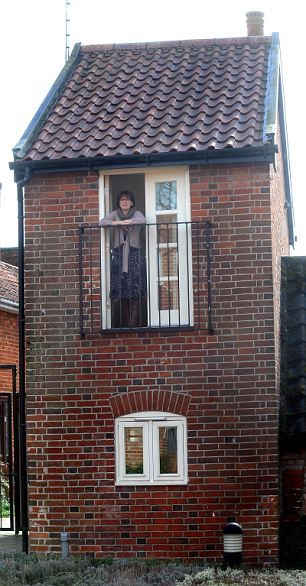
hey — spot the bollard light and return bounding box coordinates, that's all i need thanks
[223,517,243,567]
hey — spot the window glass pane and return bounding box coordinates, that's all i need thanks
[155,181,177,211]
[159,427,178,474]
[124,427,143,474]
[158,248,178,278]
[157,215,178,244]
[159,282,179,310]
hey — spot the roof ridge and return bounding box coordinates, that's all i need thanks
[13,43,82,159]
[81,36,271,53]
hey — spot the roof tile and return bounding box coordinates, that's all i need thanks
[21,37,272,161]
[0,262,18,307]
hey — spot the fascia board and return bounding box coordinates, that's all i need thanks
[13,43,82,160]
[263,32,280,142]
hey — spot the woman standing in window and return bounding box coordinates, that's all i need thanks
[99,190,147,328]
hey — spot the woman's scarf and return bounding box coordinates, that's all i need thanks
[116,206,136,273]
[117,206,136,221]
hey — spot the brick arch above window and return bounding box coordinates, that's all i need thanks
[109,390,190,418]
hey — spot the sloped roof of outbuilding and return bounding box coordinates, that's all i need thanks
[0,261,18,313]
[13,35,280,163]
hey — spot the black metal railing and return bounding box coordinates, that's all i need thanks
[79,221,212,335]
[0,365,20,533]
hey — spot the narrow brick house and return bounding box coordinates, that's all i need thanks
[10,13,294,564]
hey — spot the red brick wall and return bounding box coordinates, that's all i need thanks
[24,162,289,565]
[0,309,18,392]
[270,121,290,388]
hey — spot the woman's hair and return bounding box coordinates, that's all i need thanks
[116,190,135,208]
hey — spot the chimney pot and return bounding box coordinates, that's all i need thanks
[246,11,264,36]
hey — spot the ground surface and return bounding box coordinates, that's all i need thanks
[0,517,22,554]
[0,557,305,586]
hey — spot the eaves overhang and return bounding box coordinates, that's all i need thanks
[263,32,294,246]
[10,144,278,180]
[0,299,18,314]
[263,32,280,143]
[278,72,295,246]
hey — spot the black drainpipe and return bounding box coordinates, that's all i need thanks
[17,167,31,554]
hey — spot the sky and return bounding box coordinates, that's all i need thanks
[0,0,305,254]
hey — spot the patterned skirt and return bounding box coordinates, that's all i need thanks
[110,246,147,299]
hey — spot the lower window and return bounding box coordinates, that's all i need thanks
[115,412,188,485]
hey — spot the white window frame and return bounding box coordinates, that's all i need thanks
[115,411,188,486]
[99,167,193,330]
[145,169,193,327]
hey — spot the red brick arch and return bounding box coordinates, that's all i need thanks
[109,389,190,418]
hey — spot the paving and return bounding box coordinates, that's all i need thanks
[0,518,22,554]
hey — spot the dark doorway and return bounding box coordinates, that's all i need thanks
[109,174,145,216]
[0,366,20,533]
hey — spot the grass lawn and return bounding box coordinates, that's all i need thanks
[0,557,305,586]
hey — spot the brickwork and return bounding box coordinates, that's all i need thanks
[0,310,18,392]
[270,122,290,387]
[24,163,288,565]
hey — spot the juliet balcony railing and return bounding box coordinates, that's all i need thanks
[79,221,213,335]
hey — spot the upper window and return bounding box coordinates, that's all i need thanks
[115,412,188,485]
[79,166,213,335]
[99,167,193,330]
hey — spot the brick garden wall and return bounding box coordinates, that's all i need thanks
[24,162,289,565]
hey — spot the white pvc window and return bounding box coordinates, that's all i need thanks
[115,412,188,485]
[145,169,193,327]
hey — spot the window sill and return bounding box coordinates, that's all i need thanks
[80,325,214,338]
[116,479,189,486]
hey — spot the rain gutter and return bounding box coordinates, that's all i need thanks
[10,144,278,178]
[0,299,18,314]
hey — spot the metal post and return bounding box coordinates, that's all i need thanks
[61,532,69,558]
[17,169,31,553]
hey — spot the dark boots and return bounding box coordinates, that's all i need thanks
[123,299,139,328]
[112,299,138,328]
[112,298,147,328]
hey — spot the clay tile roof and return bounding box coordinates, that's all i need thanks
[15,36,275,162]
[0,261,18,311]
